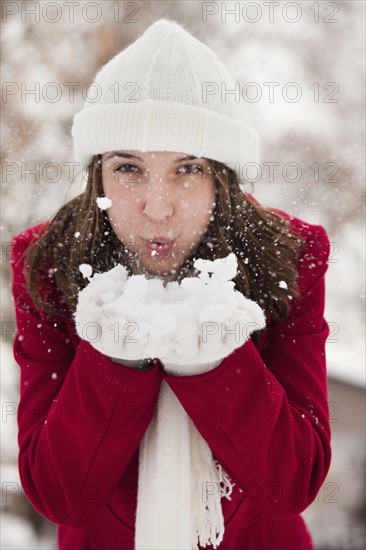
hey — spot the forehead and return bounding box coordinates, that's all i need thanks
[102,150,202,162]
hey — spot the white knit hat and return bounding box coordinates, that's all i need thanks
[71,18,260,185]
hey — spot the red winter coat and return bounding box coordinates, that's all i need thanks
[11,204,332,550]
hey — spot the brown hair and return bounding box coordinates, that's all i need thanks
[23,154,307,345]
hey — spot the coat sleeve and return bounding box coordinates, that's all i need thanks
[11,232,163,527]
[163,224,332,518]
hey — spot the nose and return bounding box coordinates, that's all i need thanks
[142,187,174,222]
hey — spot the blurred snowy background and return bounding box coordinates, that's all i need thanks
[1,1,365,548]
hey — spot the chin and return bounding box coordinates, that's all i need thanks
[141,256,182,278]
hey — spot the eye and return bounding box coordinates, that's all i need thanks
[113,164,143,186]
[177,164,203,175]
[114,163,140,173]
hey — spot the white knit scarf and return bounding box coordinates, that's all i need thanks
[125,257,237,548]
[134,369,236,550]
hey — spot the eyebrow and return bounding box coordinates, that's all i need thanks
[104,152,199,163]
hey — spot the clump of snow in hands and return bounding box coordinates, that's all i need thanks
[75,253,266,363]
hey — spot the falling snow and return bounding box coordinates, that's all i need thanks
[1,9,364,549]
[96,196,112,210]
[79,263,93,279]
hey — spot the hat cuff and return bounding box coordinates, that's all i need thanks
[71,100,260,183]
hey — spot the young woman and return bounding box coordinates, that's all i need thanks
[11,18,332,550]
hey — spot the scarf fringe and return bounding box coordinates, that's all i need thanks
[215,460,236,501]
[191,426,236,550]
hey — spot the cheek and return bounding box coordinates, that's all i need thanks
[188,187,215,225]
[105,198,140,236]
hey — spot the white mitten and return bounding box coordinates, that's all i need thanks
[74,254,266,374]
[154,254,266,375]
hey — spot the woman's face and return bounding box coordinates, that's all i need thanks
[101,150,216,277]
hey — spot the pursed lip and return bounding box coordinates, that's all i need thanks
[147,236,175,244]
[143,236,176,254]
